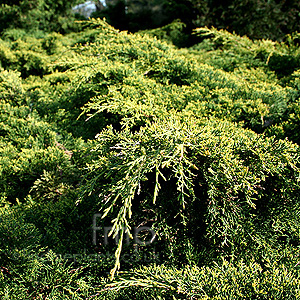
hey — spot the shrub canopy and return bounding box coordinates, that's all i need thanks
[0,18,300,299]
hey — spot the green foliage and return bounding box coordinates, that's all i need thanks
[0,101,72,201]
[0,206,42,268]
[0,249,93,299]
[0,38,51,77]
[139,20,188,47]
[192,27,300,78]
[0,68,79,202]
[1,18,300,299]
[0,0,82,36]
[107,258,300,299]
[82,117,300,277]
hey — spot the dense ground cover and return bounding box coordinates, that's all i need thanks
[0,19,300,299]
